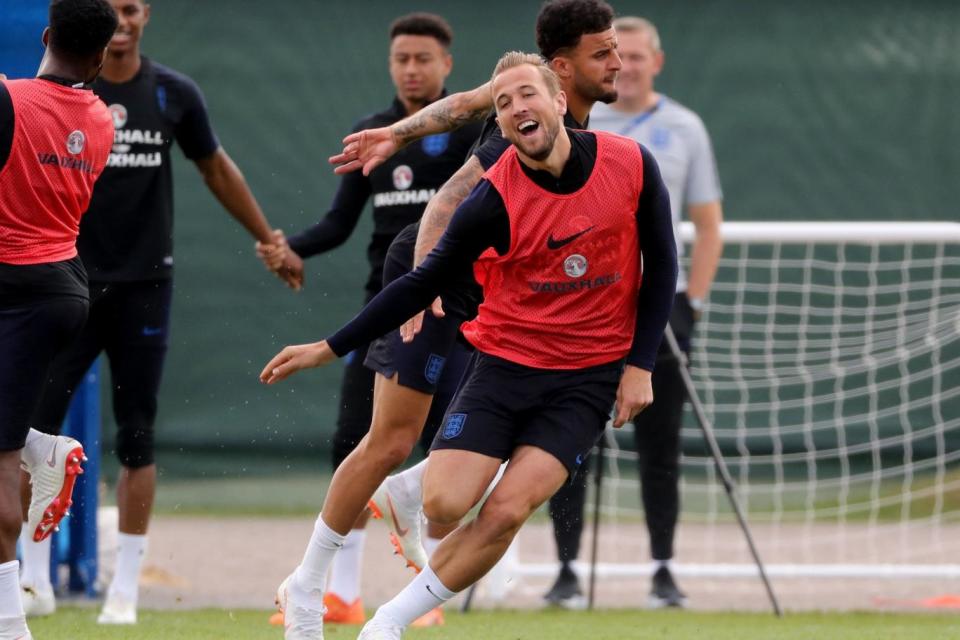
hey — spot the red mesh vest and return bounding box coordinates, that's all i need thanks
[0,79,113,264]
[462,131,643,369]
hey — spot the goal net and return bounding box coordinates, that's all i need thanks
[506,221,960,597]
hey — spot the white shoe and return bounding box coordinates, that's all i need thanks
[358,616,404,640]
[21,582,55,617]
[368,478,427,573]
[275,573,325,639]
[97,593,137,625]
[22,435,85,542]
[0,615,30,639]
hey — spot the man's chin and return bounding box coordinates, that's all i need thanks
[597,89,619,104]
[521,141,553,162]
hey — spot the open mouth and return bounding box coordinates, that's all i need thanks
[518,119,540,137]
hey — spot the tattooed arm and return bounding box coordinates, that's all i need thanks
[330,83,493,176]
[414,156,487,267]
[392,82,493,147]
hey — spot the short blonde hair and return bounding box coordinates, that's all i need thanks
[490,51,562,97]
[613,16,662,52]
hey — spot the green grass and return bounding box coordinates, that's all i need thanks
[29,607,960,639]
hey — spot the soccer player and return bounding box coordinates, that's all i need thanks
[255,13,481,626]
[17,0,294,624]
[325,0,621,582]
[544,15,724,608]
[0,1,117,637]
[261,51,677,640]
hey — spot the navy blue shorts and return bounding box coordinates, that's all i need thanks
[431,353,623,476]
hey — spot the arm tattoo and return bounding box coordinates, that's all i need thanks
[414,158,485,266]
[393,87,492,147]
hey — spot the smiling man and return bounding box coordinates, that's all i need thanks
[17,0,293,625]
[261,51,678,640]
[255,13,481,628]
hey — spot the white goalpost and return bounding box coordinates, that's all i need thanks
[502,221,960,595]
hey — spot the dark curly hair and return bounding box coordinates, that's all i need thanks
[535,0,615,60]
[49,0,118,59]
[389,13,454,48]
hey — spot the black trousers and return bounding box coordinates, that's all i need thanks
[548,293,694,563]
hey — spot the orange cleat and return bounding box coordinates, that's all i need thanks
[411,607,444,627]
[323,592,365,624]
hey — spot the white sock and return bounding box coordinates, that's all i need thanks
[390,460,427,507]
[18,531,51,588]
[327,529,365,603]
[108,533,147,603]
[295,514,345,593]
[423,536,443,558]
[20,430,53,469]
[375,563,456,628]
[0,560,24,618]
[655,559,672,572]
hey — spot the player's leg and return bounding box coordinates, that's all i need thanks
[318,344,374,623]
[361,446,564,638]
[365,311,470,571]
[635,294,694,608]
[0,296,88,637]
[19,291,102,617]
[97,280,172,625]
[278,372,433,638]
[360,357,618,638]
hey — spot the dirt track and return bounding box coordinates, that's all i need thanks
[127,517,960,614]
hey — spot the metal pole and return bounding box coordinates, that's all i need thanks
[663,326,783,617]
[587,439,606,610]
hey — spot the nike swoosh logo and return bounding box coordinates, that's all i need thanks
[387,496,409,537]
[547,226,594,250]
[46,442,58,468]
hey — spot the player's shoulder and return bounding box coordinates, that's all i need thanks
[148,58,204,97]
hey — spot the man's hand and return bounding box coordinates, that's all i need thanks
[613,365,654,428]
[255,229,303,290]
[329,127,399,176]
[260,340,335,384]
[255,229,288,270]
[276,251,304,291]
[399,297,445,343]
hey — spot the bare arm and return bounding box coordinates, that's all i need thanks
[685,200,723,302]
[330,83,493,176]
[414,156,486,267]
[195,148,274,243]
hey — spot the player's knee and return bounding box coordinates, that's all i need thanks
[477,497,530,542]
[365,430,418,470]
[422,491,471,526]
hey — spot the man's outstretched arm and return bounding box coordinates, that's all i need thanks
[330,83,492,176]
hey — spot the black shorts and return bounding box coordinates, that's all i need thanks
[365,221,477,396]
[31,279,172,467]
[431,353,623,476]
[0,295,88,451]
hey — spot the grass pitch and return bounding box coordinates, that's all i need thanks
[30,607,960,639]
